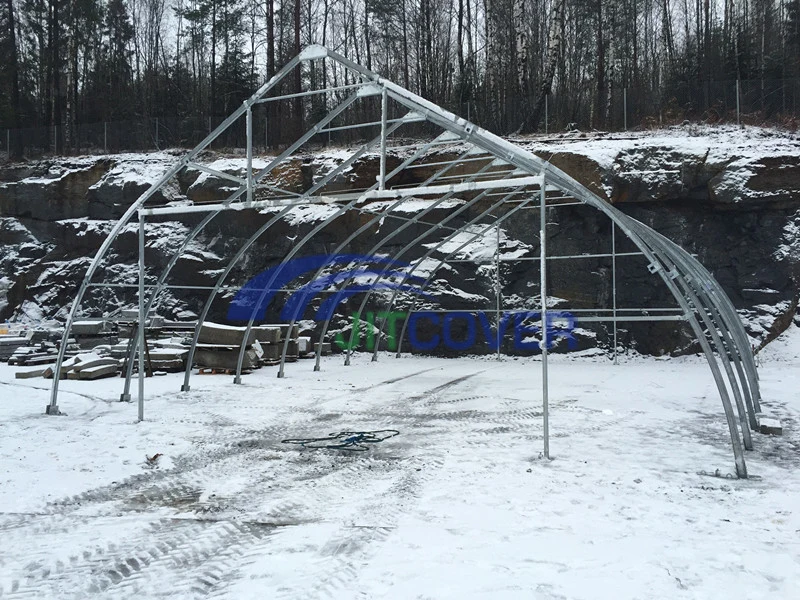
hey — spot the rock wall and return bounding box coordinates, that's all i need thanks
[0,125,798,354]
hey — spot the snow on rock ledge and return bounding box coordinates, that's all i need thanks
[0,127,799,352]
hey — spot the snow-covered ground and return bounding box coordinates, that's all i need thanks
[1,328,799,599]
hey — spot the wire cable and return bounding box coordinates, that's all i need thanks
[282,430,400,451]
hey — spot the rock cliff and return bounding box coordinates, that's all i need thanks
[1,125,798,355]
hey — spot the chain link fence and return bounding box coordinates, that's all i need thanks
[455,77,800,136]
[3,77,799,158]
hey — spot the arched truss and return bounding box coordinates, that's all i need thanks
[45,46,761,479]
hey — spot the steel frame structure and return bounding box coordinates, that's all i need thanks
[45,46,761,478]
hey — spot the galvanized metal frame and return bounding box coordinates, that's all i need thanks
[180,112,419,391]
[272,149,496,378]
[345,186,535,366]
[389,194,540,354]
[118,95,399,402]
[45,48,318,414]
[44,45,760,478]
[299,163,516,372]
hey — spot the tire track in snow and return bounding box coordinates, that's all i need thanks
[266,373,484,598]
[0,368,487,598]
[272,453,447,600]
[351,366,442,393]
[0,422,292,535]
[1,517,277,599]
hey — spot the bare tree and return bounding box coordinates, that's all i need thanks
[522,0,565,132]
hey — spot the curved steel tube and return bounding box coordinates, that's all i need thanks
[48,50,319,412]
[55,45,753,476]
[360,76,749,475]
[181,202,296,391]
[177,116,411,391]
[344,185,531,364]
[647,228,761,412]
[276,152,501,375]
[120,92,373,397]
[318,181,523,368]
[630,221,758,429]
[274,147,487,375]
[392,197,539,355]
[625,224,753,448]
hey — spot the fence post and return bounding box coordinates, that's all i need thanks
[155,117,159,149]
[623,87,628,131]
[104,122,107,154]
[6,129,9,157]
[736,80,741,127]
[544,94,548,135]
[265,117,268,150]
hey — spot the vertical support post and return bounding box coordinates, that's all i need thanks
[104,122,108,154]
[736,80,741,127]
[782,78,786,115]
[540,176,550,459]
[6,129,9,157]
[495,221,501,360]
[544,94,548,135]
[623,88,628,131]
[155,117,159,149]
[379,87,388,190]
[612,222,618,364]
[137,211,146,422]
[246,104,253,206]
[265,117,268,151]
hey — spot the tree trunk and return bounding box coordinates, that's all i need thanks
[52,0,63,153]
[522,0,564,132]
[364,2,372,71]
[210,0,217,116]
[266,0,278,147]
[293,0,302,137]
[594,0,606,130]
[401,0,410,89]
[7,0,23,158]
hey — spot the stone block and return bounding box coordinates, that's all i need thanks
[79,364,119,380]
[15,366,51,379]
[759,417,783,436]
[198,322,257,347]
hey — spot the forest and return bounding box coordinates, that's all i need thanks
[0,0,799,157]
